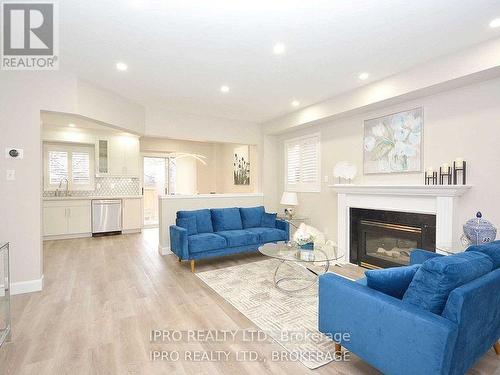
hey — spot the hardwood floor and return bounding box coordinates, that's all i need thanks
[0,230,498,374]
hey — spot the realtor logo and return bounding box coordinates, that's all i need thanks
[1,1,59,70]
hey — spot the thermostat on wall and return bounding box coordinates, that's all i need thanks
[5,148,23,159]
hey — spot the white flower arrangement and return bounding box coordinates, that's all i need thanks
[293,223,316,245]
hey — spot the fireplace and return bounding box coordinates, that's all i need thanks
[350,208,436,269]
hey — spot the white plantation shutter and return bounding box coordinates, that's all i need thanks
[284,133,321,192]
[72,152,90,185]
[44,143,95,191]
[48,151,68,184]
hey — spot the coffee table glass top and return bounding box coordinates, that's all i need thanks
[258,242,341,263]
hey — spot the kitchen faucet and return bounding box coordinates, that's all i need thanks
[56,178,70,197]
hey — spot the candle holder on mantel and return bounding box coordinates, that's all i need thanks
[439,166,453,185]
[424,170,438,185]
[453,160,467,185]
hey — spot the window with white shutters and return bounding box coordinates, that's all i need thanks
[284,133,321,192]
[72,152,90,185]
[48,151,68,184]
[44,143,95,191]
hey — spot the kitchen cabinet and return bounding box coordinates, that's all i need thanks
[122,198,142,232]
[43,200,91,237]
[97,135,140,177]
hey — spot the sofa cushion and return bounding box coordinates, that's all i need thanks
[176,217,197,235]
[215,230,259,247]
[188,233,226,253]
[466,240,500,268]
[261,212,277,228]
[245,227,287,243]
[365,265,420,299]
[211,208,243,232]
[402,251,493,314]
[239,206,265,228]
[177,209,213,233]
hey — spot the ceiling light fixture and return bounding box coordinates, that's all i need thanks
[68,123,76,128]
[291,100,300,107]
[116,62,128,71]
[220,85,230,93]
[358,72,370,80]
[490,18,500,28]
[273,43,286,55]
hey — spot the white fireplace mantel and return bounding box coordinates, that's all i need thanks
[330,184,471,197]
[329,184,472,262]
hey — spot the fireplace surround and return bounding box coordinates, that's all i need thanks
[331,184,471,265]
[350,208,436,268]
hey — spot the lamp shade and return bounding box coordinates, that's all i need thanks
[280,192,298,206]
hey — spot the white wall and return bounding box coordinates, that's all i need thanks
[145,105,261,145]
[271,77,500,243]
[76,80,146,134]
[0,72,77,292]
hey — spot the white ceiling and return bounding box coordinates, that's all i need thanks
[60,0,500,123]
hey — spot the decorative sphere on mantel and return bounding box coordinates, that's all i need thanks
[463,211,497,246]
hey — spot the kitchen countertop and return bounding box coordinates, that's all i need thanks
[42,195,143,201]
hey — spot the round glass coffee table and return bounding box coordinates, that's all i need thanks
[258,242,341,293]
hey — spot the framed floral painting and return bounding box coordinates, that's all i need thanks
[233,145,250,185]
[363,108,423,174]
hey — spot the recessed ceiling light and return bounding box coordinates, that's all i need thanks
[68,123,76,128]
[291,100,300,107]
[220,85,230,93]
[358,72,370,80]
[490,18,500,28]
[273,43,286,55]
[116,62,128,71]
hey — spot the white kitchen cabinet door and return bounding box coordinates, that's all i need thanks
[43,206,68,236]
[67,205,92,234]
[107,136,140,177]
[124,140,140,177]
[122,199,142,231]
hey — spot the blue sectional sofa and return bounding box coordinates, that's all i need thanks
[169,206,289,272]
[319,242,500,375]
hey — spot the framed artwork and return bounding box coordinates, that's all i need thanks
[233,145,250,185]
[363,107,423,174]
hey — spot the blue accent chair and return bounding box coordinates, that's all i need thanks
[169,206,289,272]
[319,246,500,375]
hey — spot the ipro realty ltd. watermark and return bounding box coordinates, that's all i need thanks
[1,1,58,70]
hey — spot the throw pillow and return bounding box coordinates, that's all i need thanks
[239,206,265,228]
[465,240,500,269]
[261,212,277,228]
[402,251,493,315]
[365,264,420,299]
[176,217,197,235]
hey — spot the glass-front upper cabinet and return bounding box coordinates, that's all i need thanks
[97,139,108,174]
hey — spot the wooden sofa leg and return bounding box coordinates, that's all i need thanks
[190,260,195,273]
[494,341,500,355]
[178,257,181,262]
[335,343,342,354]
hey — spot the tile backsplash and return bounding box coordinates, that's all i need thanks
[43,177,140,197]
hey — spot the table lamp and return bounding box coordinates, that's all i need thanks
[280,192,298,219]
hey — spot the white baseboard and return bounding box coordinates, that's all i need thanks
[43,233,91,241]
[11,275,44,295]
[122,229,142,234]
[158,245,173,256]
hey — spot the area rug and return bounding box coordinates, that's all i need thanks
[196,259,340,369]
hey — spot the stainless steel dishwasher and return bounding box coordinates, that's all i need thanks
[92,199,122,235]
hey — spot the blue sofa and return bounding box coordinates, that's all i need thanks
[169,206,289,272]
[319,243,500,375]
